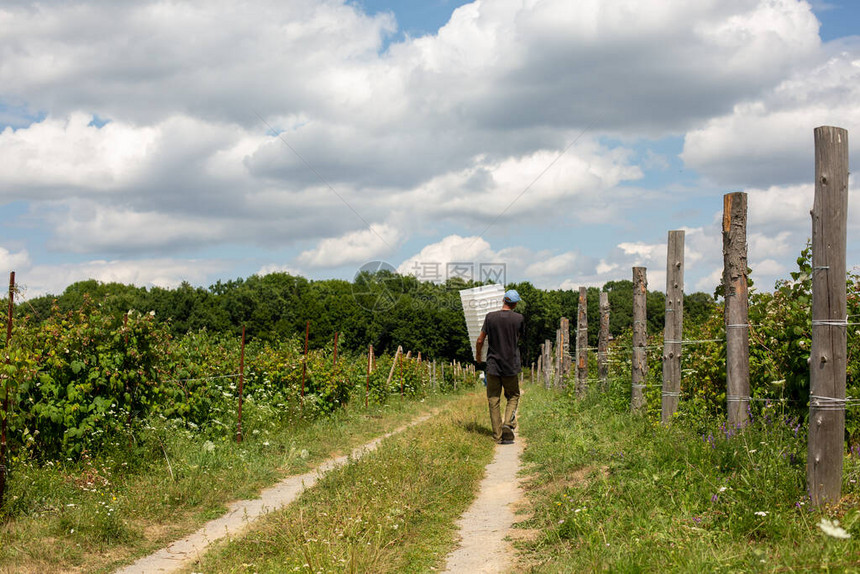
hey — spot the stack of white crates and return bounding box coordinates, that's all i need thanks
[459,284,506,361]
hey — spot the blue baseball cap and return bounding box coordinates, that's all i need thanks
[504,289,521,303]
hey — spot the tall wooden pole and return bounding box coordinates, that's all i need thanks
[808,126,849,506]
[598,292,610,390]
[387,345,401,385]
[537,349,543,388]
[545,339,552,388]
[555,328,562,388]
[723,192,751,428]
[576,286,588,395]
[0,272,14,508]
[662,230,685,424]
[561,317,571,377]
[632,267,648,412]
[237,325,245,443]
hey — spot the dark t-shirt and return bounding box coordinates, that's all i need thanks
[481,309,525,377]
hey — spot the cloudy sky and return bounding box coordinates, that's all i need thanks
[0,0,858,300]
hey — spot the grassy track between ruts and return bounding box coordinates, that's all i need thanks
[0,391,474,574]
[186,390,495,574]
[515,381,860,572]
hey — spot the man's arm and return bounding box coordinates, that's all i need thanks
[476,331,486,362]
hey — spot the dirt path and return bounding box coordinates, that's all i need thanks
[114,413,435,574]
[441,437,526,574]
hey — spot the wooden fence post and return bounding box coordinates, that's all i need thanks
[662,230,685,424]
[561,317,571,377]
[808,125,849,506]
[723,192,751,428]
[387,345,402,386]
[598,292,610,389]
[537,349,543,388]
[632,267,647,412]
[555,328,562,388]
[544,339,553,388]
[576,287,588,395]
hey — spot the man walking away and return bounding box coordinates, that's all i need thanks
[475,289,524,444]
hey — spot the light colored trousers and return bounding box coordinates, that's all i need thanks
[486,374,520,442]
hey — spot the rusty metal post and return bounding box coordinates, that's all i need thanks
[237,325,246,443]
[0,272,14,508]
[333,331,339,367]
[366,345,372,408]
[301,320,309,401]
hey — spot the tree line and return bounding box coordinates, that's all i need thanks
[19,271,717,365]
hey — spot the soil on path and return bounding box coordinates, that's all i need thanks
[113,413,434,574]
[441,437,526,574]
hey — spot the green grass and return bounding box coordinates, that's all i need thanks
[0,388,476,574]
[516,380,860,572]
[188,391,495,573]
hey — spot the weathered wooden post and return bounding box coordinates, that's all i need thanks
[554,329,562,388]
[723,192,750,428]
[808,125,849,507]
[632,267,648,412]
[561,317,571,376]
[598,292,610,389]
[387,345,402,386]
[537,349,543,387]
[576,287,588,394]
[544,339,553,388]
[662,230,684,424]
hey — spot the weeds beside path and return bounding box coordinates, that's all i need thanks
[514,382,860,572]
[116,411,438,574]
[0,392,469,574]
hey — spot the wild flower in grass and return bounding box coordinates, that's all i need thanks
[203,440,216,453]
[711,493,719,503]
[755,511,768,517]
[819,518,851,539]
[692,516,702,524]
